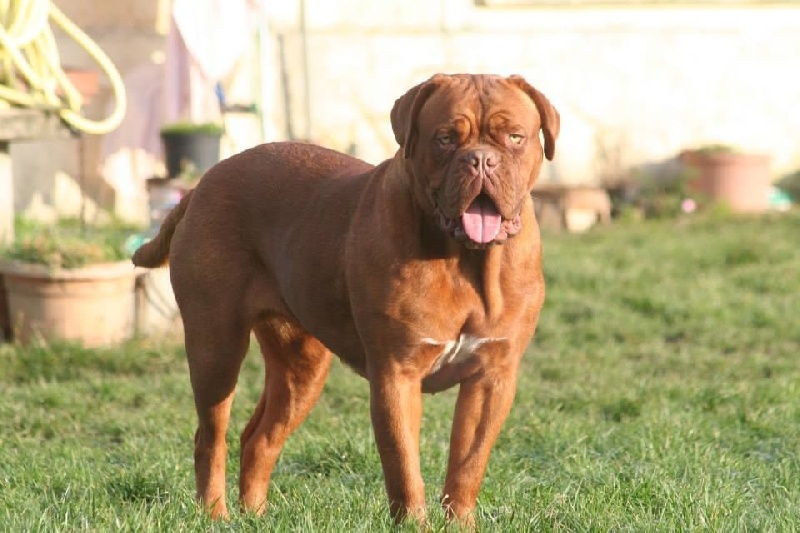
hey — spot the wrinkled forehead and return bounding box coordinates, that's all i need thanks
[417,75,539,131]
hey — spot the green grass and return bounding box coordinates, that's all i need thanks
[1,211,799,531]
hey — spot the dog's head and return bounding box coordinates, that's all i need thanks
[391,74,559,248]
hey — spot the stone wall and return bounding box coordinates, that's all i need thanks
[8,0,167,222]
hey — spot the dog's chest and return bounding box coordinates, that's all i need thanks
[422,334,505,374]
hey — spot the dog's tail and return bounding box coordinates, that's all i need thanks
[131,189,194,268]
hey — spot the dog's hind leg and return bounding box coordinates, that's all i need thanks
[183,308,251,520]
[239,315,333,515]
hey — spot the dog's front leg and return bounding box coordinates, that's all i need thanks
[441,358,521,525]
[368,359,426,524]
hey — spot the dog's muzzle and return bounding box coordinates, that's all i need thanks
[435,194,522,249]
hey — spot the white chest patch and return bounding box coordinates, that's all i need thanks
[421,334,507,374]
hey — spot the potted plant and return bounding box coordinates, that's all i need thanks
[776,169,800,205]
[160,122,224,179]
[0,218,140,346]
[680,144,772,213]
[629,168,699,220]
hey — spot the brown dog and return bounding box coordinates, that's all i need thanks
[132,73,559,525]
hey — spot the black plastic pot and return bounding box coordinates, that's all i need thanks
[161,131,222,178]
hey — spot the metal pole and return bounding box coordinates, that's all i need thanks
[299,0,312,140]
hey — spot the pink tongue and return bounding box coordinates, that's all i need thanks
[461,196,502,244]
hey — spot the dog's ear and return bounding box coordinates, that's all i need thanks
[391,75,447,159]
[507,75,560,161]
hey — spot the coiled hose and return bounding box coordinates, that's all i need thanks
[0,0,126,134]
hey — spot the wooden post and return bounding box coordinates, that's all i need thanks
[0,141,13,245]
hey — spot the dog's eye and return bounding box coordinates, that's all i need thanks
[508,133,525,145]
[437,134,455,147]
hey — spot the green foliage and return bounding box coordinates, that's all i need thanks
[685,143,742,156]
[776,169,800,202]
[629,168,701,219]
[159,122,224,135]
[0,217,140,268]
[1,211,799,530]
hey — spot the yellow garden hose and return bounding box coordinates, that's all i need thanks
[0,0,126,134]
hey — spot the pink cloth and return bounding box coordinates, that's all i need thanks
[100,62,166,221]
[103,62,165,160]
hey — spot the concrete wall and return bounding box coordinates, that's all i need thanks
[9,1,799,224]
[264,0,800,183]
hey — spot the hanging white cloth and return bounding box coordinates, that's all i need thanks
[164,0,258,123]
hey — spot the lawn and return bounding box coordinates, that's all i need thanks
[1,211,799,531]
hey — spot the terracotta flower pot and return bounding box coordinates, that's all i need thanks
[63,67,100,104]
[681,149,771,213]
[0,261,137,346]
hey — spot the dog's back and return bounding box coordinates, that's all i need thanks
[133,141,373,269]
